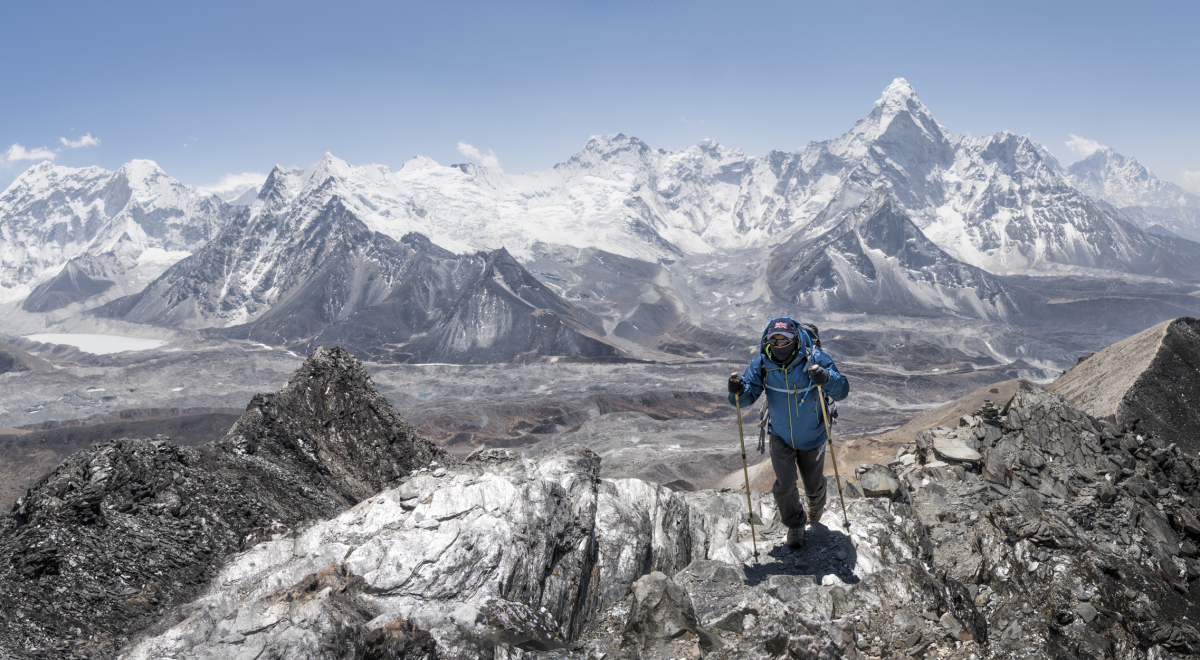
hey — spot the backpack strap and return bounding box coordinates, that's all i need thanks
[757,360,768,454]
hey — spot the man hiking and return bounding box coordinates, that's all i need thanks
[727,317,850,549]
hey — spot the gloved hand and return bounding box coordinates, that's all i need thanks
[727,372,745,395]
[807,364,830,386]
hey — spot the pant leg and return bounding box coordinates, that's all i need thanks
[769,434,805,528]
[795,444,828,514]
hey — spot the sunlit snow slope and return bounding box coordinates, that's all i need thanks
[0,161,232,304]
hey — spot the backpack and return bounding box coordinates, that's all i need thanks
[756,322,838,453]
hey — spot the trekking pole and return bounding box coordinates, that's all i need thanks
[732,382,759,564]
[817,385,851,532]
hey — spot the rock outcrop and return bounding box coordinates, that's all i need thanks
[1050,316,1200,452]
[121,446,962,659]
[896,388,1200,658]
[12,342,1200,658]
[124,372,1200,659]
[0,346,445,658]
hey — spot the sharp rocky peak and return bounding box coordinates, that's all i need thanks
[0,346,447,657]
[864,77,950,142]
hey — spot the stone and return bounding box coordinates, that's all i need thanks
[623,571,721,653]
[1019,449,1046,470]
[982,448,1008,485]
[1173,507,1200,538]
[858,465,902,499]
[933,435,981,463]
[1077,603,1099,623]
[1098,479,1117,504]
[1123,476,1155,500]
[983,425,1003,446]
[940,612,972,642]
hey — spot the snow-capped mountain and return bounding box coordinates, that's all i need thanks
[160,79,1195,282]
[1064,147,1200,242]
[768,193,1027,321]
[91,168,619,362]
[8,78,1200,362]
[0,160,232,304]
[308,244,617,363]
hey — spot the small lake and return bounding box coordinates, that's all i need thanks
[23,333,167,355]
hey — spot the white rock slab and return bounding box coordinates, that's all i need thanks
[933,435,981,462]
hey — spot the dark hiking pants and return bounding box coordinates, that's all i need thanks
[769,433,827,528]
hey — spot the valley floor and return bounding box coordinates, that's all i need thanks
[0,329,1060,506]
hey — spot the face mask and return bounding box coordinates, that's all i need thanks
[768,340,794,363]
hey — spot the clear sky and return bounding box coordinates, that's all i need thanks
[2,0,1198,194]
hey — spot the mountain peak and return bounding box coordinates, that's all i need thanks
[827,78,951,162]
[869,78,945,138]
[877,77,919,105]
[312,151,352,175]
[581,133,651,154]
[117,159,167,183]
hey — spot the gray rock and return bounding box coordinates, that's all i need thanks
[1123,475,1156,500]
[623,571,720,654]
[857,465,902,499]
[1098,478,1117,503]
[1173,507,1200,538]
[1019,448,1046,469]
[982,425,1003,447]
[0,347,446,658]
[1077,603,1099,623]
[982,447,1008,485]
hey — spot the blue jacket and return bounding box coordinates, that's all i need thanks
[728,323,849,450]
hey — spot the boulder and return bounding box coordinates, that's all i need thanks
[858,465,902,499]
[1098,478,1117,504]
[623,571,721,654]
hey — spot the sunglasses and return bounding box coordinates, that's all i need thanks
[767,335,794,347]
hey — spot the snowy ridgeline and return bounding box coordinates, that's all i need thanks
[4,78,1200,311]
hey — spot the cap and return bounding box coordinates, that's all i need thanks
[766,318,797,340]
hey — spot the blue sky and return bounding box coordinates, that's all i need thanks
[2,0,1198,193]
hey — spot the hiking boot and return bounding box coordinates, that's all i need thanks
[807,504,824,526]
[786,525,805,549]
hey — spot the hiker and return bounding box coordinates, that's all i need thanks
[727,317,849,548]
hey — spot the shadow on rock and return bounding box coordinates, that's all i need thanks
[744,522,860,587]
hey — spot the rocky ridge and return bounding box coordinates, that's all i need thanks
[1050,316,1200,452]
[0,346,445,658]
[890,388,1200,658]
[120,373,1200,659]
